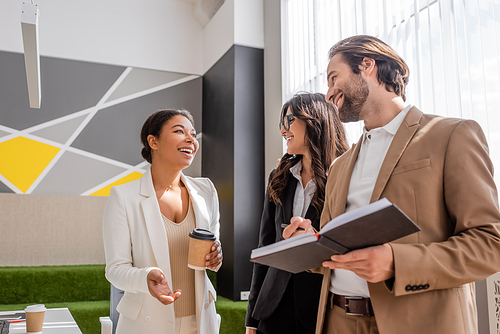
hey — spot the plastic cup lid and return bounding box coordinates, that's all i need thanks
[189,228,216,241]
[24,304,46,312]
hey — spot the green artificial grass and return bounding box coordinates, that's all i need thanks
[0,299,247,334]
[216,296,248,334]
[0,265,109,304]
[0,265,248,334]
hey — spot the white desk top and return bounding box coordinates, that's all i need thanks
[0,308,82,334]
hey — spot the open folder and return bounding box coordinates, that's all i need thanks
[250,198,421,273]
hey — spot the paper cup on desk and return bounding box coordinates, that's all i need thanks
[188,228,216,270]
[24,304,46,333]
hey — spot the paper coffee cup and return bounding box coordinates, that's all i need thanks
[188,228,216,270]
[24,304,46,334]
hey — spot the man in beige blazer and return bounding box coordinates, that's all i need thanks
[285,35,500,334]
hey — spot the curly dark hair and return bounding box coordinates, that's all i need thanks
[268,92,349,217]
[328,35,410,101]
[140,108,195,164]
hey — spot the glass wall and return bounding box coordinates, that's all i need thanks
[282,0,500,184]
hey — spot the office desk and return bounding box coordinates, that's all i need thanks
[0,308,82,334]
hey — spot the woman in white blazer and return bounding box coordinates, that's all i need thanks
[103,108,222,334]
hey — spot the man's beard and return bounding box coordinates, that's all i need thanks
[338,73,370,123]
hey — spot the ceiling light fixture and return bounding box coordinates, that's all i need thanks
[21,1,41,109]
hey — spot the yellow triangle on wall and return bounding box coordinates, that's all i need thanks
[0,137,60,193]
[90,171,143,196]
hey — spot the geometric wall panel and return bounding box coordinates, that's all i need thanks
[0,136,60,193]
[0,51,125,130]
[106,68,189,102]
[0,51,202,195]
[0,181,15,193]
[32,151,127,195]
[31,115,88,144]
[71,77,202,166]
[90,171,144,196]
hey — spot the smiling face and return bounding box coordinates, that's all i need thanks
[280,107,308,156]
[326,53,370,123]
[148,115,199,170]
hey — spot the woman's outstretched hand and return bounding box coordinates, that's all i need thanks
[147,269,181,305]
[206,240,223,270]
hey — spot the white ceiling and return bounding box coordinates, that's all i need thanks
[174,0,225,27]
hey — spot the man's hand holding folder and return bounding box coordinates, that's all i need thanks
[251,198,420,275]
[283,209,397,283]
[325,243,395,283]
[283,212,396,283]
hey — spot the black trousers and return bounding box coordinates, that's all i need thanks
[257,274,318,334]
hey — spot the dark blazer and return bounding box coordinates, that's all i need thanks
[246,170,323,333]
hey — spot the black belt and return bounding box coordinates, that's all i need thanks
[330,292,374,316]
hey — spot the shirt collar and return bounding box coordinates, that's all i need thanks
[363,104,412,136]
[290,159,303,180]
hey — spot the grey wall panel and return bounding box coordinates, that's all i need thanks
[71,77,202,166]
[107,68,189,102]
[31,115,88,144]
[0,130,9,138]
[0,51,125,130]
[0,181,14,193]
[32,151,126,195]
[203,45,264,301]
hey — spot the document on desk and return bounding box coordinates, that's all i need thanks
[250,198,421,273]
[0,312,25,320]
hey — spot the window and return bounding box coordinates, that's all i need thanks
[282,0,500,184]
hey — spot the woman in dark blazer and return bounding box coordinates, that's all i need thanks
[246,93,349,334]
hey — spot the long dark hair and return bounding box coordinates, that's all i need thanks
[140,108,195,164]
[328,35,410,101]
[268,92,349,216]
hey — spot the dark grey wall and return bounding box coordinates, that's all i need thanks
[203,45,264,301]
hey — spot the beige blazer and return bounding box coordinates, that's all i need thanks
[316,107,500,334]
[103,168,221,334]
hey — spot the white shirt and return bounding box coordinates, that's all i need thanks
[329,105,412,297]
[290,159,316,217]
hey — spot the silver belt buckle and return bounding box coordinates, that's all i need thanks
[345,296,365,316]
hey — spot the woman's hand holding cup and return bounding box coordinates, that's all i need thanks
[206,240,223,270]
[188,228,219,270]
[147,269,181,305]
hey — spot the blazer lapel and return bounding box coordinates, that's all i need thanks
[305,203,320,230]
[182,174,211,231]
[282,176,297,228]
[327,141,362,223]
[139,169,171,272]
[370,107,423,202]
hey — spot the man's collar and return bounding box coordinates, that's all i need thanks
[363,104,413,136]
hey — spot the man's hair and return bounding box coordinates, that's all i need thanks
[328,35,410,101]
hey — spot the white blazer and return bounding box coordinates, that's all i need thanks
[103,168,221,334]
